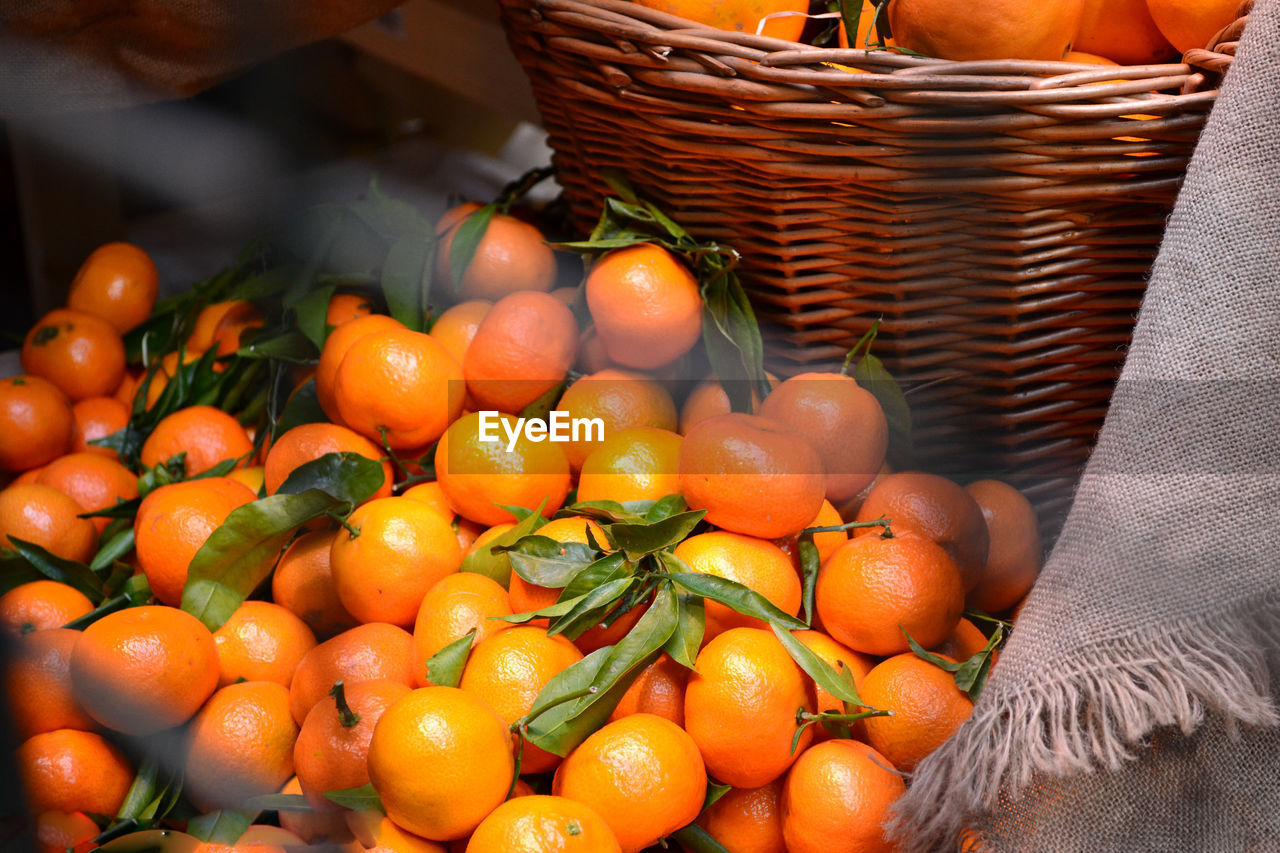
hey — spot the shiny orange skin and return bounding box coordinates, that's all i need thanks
[757,372,889,504]
[67,242,159,334]
[435,412,571,526]
[584,244,703,370]
[333,328,464,449]
[271,530,358,640]
[294,678,412,808]
[634,0,807,40]
[412,572,513,687]
[672,531,801,642]
[114,369,141,409]
[817,532,964,656]
[607,653,688,727]
[22,308,126,401]
[401,480,457,519]
[278,775,353,843]
[888,0,1084,60]
[288,622,415,725]
[18,729,133,816]
[133,477,257,606]
[36,451,139,534]
[677,373,779,435]
[0,484,97,563]
[697,780,786,853]
[210,301,264,357]
[553,714,706,853]
[226,464,265,495]
[368,686,516,841]
[315,313,406,424]
[463,291,578,414]
[429,299,493,365]
[435,203,557,300]
[781,739,906,853]
[263,422,393,499]
[684,628,815,788]
[794,630,875,741]
[69,605,219,735]
[860,653,974,772]
[329,497,464,628]
[4,628,95,738]
[0,375,74,472]
[678,413,825,539]
[555,370,678,470]
[1147,0,1239,53]
[458,626,583,774]
[854,472,990,591]
[1075,0,1175,63]
[69,396,130,459]
[185,681,299,809]
[188,299,246,353]
[964,479,1043,613]
[0,581,93,637]
[326,292,375,327]
[213,600,318,687]
[466,796,622,853]
[35,809,100,853]
[346,809,449,852]
[140,405,254,476]
[576,426,683,505]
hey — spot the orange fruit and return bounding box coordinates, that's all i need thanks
[793,630,874,741]
[329,497,464,628]
[22,308,126,402]
[412,572,513,687]
[188,299,247,353]
[278,775,353,843]
[213,600,318,687]
[315,313,405,424]
[271,530,359,639]
[576,426,682,505]
[854,472,990,591]
[0,484,97,563]
[346,809,448,852]
[817,532,964,656]
[780,739,906,853]
[0,581,93,637]
[288,622,415,725]
[607,653,688,727]
[506,515,606,616]
[466,795,621,853]
[3,628,95,738]
[639,0,808,39]
[685,627,814,788]
[859,652,974,772]
[1146,0,1239,53]
[69,396,130,459]
[35,810,100,853]
[210,300,264,357]
[133,477,257,606]
[555,369,677,470]
[18,728,132,816]
[227,464,265,495]
[888,0,1084,60]
[185,680,299,809]
[1075,0,1176,63]
[114,368,141,409]
[401,480,456,519]
[263,422,393,498]
[368,686,516,840]
[236,826,306,846]
[837,0,882,48]
[964,479,1043,613]
[553,713,705,853]
[931,617,989,661]
[435,203,557,300]
[36,451,139,534]
[757,372,888,504]
[326,292,375,328]
[678,413,825,539]
[697,780,786,853]
[435,411,571,526]
[294,678,412,807]
[0,375,74,472]
[140,404,254,476]
[584,244,702,370]
[333,328,464,449]
[459,626,583,773]
[677,372,779,435]
[463,291,578,414]
[70,605,219,734]
[429,299,493,365]
[671,531,801,642]
[66,242,159,334]
[1064,49,1119,62]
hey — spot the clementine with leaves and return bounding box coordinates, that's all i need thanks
[0,484,98,564]
[671,531,801,642]
[288,622,415,725]
[412,572,513,687]
[263,422,393,498]
[271,530,359,640]
[36,451,139,534]
[0,581,94,637]
[435,202,558,300]
[859,652,974,772]
[69,396,130,459]
[22,308,126,401]
[781,739,906,853]
[139,404,254,477]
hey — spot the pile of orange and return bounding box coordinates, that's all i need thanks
[1,205,1043,852]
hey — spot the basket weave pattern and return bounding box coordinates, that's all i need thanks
[498,0,1247,523]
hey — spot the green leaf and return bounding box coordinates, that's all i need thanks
[425,629,476,688]
[700,261,769,413]
[293,283,337,350]
[853,352,913,468]
[772,623,865,707]
[460,501,547,586]
[557,500,647,524]
[64,575,153,631]
[644,494,688,522]
[186,810,254,844]
[797,532,820,627]
[4,538,104,602]
[504,537,598,588]
[115,754,182,825]
[521,646,610,733]
[704,781,732,810]
[608,510,706,559]
[547,577,636,642]
[670,824,731,853]
[559,552,631,601]
[235,329,316,363]
[349,185,433,241]
[448,204,497,294]
[240,793,312,812]
[519,381,567,423]
[91,528,136,574]
[904,630,964,672]
[181,490,346,631]
[381,233,432,332]
[663,592,704,670]
[324,782,383,811]
[665,568,807,632]
[276,451,385,506]
[275,378,326,438]
[499,593,591,625]
[840,0,864,47]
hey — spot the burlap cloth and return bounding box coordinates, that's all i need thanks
[893,2,1280,850]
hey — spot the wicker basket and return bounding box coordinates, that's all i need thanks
[497,0,1249,528]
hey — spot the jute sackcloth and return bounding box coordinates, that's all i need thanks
[892,1,1280,850]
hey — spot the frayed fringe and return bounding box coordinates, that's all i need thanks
[888,600,1280,853]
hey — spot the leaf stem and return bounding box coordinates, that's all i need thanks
[330,681,361,728]
[803,517,894,538]
[516,685,599,730]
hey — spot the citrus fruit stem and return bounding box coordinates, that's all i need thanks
[329,680,361,728]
